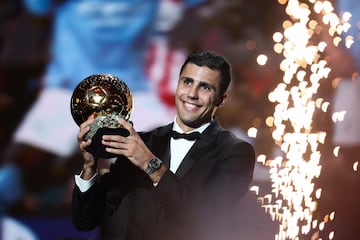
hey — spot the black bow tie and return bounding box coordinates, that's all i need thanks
[170,130,201,141]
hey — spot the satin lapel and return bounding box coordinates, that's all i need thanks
[175,120,221,178]
[156,135,171,168]
[150,125,172,168]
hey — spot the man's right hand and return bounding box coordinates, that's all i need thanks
[78,114,98,180]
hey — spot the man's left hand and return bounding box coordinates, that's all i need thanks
[101,118,155,171]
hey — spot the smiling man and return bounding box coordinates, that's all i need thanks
[72,50,255,240]
[176,62,223,130]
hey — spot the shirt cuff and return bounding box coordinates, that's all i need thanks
[74,171,98,193]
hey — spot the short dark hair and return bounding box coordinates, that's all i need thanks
[179,50,231,97]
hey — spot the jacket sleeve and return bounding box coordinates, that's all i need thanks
[71,156,153,231]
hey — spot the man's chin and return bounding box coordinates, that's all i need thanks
[182,119,203,129]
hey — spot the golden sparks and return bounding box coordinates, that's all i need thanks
[249,0,353,239]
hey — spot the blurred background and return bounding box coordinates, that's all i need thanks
[0,0,359,239]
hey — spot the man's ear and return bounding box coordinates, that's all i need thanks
[216,94,228,107]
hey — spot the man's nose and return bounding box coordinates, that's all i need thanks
[188,86,199,99]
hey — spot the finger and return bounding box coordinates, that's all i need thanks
[80,115,95,129]
[118,118,136,136]
[78,116,95,141]
[80,139,92,151]
[102,134,127,142]
[105,146,126,156]
[102,141,126,150]
[78,127,89,142]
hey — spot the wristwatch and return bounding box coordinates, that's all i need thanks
[145,157,163,175]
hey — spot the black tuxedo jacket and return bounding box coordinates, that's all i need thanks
[72,119,255,240]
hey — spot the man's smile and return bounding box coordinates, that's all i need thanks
[182,100,201,111]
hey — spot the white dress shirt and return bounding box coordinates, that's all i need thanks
[170,117,210,172]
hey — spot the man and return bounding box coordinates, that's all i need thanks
[72,50,255,240]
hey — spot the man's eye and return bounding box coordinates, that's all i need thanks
[201,85,211,91]
[184,79,192,85]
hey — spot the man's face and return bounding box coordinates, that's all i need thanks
[175,63,225,131]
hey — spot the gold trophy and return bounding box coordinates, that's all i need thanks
[70,74,133,158]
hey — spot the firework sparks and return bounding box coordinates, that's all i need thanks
[250,0,351,239]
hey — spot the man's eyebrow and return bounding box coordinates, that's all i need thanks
[180,76,216,90]
[181,76,194,81]
[199,81,215,90]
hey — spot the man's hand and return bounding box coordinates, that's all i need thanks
[101,118,155,171]
[78,114,98,180]
[102,118,167,183]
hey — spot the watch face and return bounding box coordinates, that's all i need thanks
[150,158,162,169]
[146,158,162,175]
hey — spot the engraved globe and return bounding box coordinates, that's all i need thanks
[70,74,133,158]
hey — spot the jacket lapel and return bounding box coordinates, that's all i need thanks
[175,120,221,178]
[149,124,173,168]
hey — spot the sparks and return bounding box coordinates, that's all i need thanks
[251,0,351,239]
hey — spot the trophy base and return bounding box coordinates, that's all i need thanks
[86,127,130,158]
